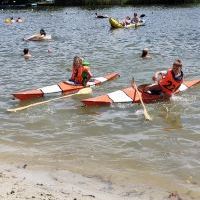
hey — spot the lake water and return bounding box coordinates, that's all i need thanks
[0,5,200,199]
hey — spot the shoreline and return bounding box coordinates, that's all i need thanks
[0,162,120,200]
[0,162,190,200]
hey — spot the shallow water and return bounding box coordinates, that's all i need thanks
[0,5,200,199]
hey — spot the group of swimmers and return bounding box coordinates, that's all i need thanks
[5,17,23,23]
[23,29,47,59]
[121,13,142,26]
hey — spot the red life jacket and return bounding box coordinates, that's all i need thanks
[159,69,183,95]
[70,66,89,85]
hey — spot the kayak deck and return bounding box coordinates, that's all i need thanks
[12,72,120,101]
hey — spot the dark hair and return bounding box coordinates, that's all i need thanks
[23,48,29,55]
[173,59,182,68]
[141,49,148,58]
[40,29,46,36]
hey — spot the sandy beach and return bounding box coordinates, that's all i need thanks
[0,162,188,200]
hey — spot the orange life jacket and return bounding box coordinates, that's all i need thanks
[159,69,183,95]
[70,66,89,85]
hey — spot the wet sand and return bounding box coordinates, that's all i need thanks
[0,162,186,200]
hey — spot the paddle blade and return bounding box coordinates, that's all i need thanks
[131,78,152,121]
[72,87,92,100]
[77,87,92,95]
[144,109,152,121]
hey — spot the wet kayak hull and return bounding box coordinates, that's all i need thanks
[12,72,120,101]
[82,80,200,106]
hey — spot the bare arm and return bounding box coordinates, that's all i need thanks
[152,70,167,82]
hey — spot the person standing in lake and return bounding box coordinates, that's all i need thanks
[23,48,32,59]
[141,48,151,59]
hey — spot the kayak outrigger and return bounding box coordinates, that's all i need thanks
[82,79,200,106]
[12,72,120,101]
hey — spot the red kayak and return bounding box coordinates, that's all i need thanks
[12,72,119,101]
[82,79,200,106]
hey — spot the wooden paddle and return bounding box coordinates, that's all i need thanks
[7,87,92,112]
[131,79,152,121]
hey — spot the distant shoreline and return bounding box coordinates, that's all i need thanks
[0,0,200,9]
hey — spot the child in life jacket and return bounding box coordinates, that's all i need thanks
[69,56,92,86]
[144,59,184,97]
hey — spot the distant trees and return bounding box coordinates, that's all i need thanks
[55,0,84,6]
[1,0,199,6]
[54,0,200,5]
[1,0,34,5]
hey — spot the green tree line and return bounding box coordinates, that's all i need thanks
[1,0,200,5]
[55,0,200,5]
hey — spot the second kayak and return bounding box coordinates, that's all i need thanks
[82,79,200,106]
[109,17,145,29]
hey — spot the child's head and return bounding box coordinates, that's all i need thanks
[40,29,46,36]
[172,59,182,74]
[73,56,82,68]
[23,48,29,55]
[141,48,148,57]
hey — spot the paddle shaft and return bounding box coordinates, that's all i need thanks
[7,88,92,112]
[132,81,152,121]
